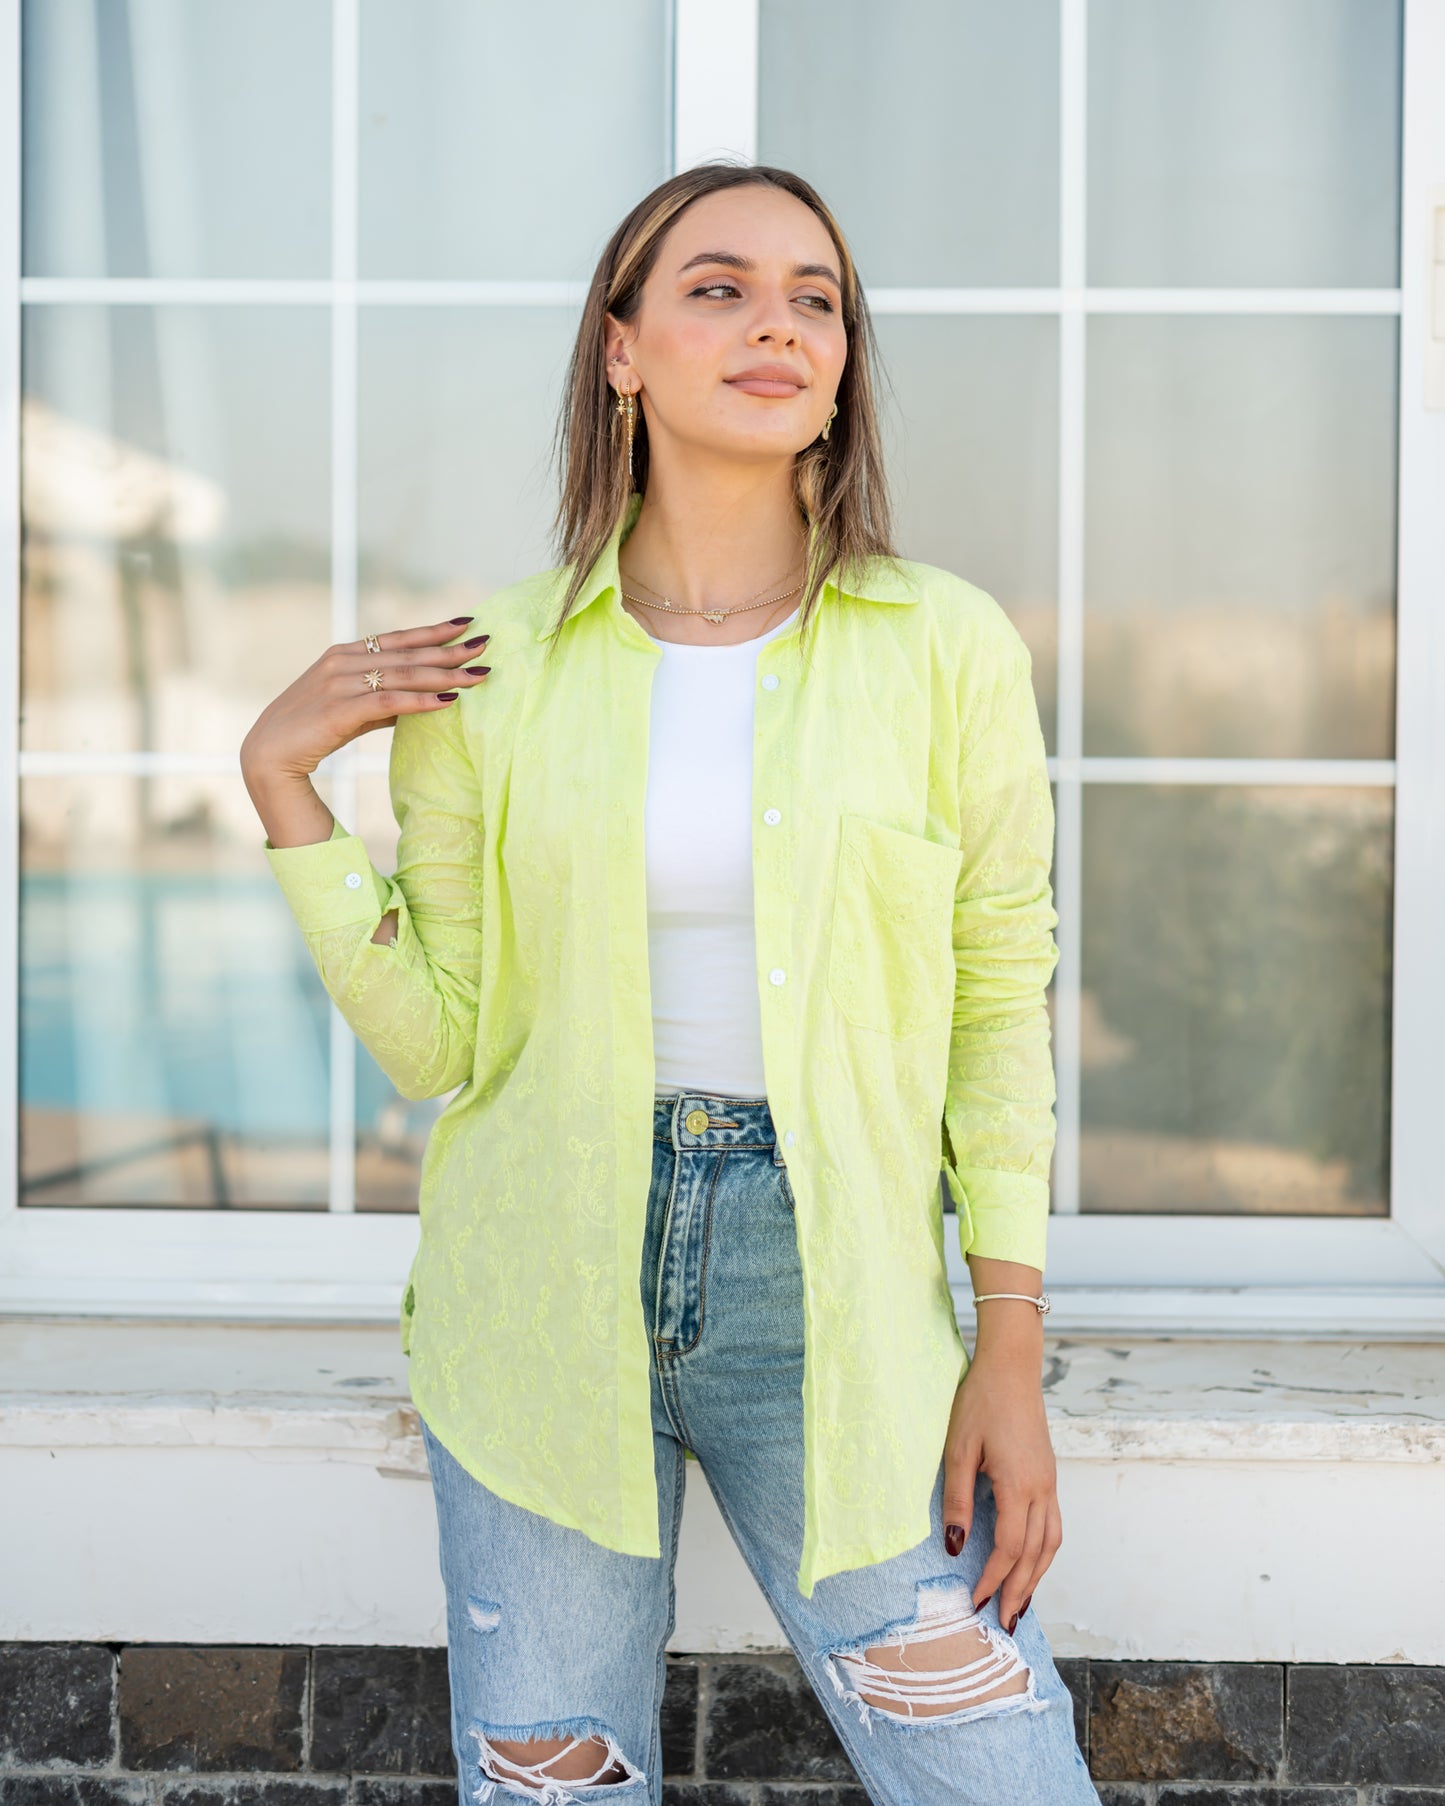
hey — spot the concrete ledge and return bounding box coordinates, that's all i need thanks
[5,1321,1443,1466]
[2,1319,1442,1659]
[1041,1334,1445,1463]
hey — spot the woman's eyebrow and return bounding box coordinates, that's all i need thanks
[676,249,842,287]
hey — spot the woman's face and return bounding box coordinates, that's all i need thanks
[605,184,848,469]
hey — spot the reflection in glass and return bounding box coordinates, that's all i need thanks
[22,0,332,279]
[21,304,332,754]
[350,777,447,1213]
[358,307,578,636]
[874,314,1058,751]
[20,776,332,1208]
[758,0,1059,287]
[1088,0,1402,288]
[359,0,668,280]
[1084,314,1397,759]
[1080,785,1391,1216]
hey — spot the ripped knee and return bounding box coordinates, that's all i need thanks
[823,1577,1049,1731]
[473,1730,640,1799]
[462,1598,644,1801]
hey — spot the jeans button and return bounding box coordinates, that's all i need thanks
[684,1108,709,1134]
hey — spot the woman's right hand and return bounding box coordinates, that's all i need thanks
[241,616,492,793]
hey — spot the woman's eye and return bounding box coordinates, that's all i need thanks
[689,283,834,312]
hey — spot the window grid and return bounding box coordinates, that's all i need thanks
[3,6,1412,1225]
[2,0,1440,1327]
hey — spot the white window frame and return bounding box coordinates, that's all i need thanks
[1,0,1442,1333]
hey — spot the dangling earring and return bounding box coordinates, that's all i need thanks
[820,402,839,443]
[617,385,637,484]
[610,357,638,485]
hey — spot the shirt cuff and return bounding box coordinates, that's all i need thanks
[943,1163,1050,1272]
[264,821,397,933]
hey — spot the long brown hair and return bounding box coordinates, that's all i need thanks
[541,160,901,658]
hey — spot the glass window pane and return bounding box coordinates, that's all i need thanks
[758,0,1059,287]
[21,303,332,755]
[1084,314,1397,759]
[1088,0,1402,288]
[22,0,332,279]
[20,775,332,1209]
[358,0,668,280]
[876,314,1058,751]
[358,306,578,633]
[1080,785,1392,1217]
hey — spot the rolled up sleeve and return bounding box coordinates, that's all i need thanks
[265,820,398,931]
[262,699,486,1101]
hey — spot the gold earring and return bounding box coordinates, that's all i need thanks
[615,381,637,485]
[820,402,839,443]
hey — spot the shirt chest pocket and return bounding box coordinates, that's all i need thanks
[826,813,964,1039]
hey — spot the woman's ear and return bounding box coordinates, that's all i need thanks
[602,314,636,394]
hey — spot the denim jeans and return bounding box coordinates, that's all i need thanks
[421,1089,1100,1806]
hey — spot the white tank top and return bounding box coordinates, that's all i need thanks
[645,603,801,1099]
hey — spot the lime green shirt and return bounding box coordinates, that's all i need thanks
[264,494,1060,1596]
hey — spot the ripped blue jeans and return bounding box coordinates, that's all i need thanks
[421,1090,1100,1806]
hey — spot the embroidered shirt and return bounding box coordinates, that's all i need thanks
[263,491,1060,1596]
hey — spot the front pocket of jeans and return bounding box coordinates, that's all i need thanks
[826,813,962,1039]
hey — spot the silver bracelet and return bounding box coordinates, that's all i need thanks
[971,1291,1051,1314]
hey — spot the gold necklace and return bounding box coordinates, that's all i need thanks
[619,563,804,627]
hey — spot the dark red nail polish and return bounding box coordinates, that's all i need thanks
[1021,1593,1033,1617]
[944,1523,966,1557]
[450,616,474,625]
[463,635,490,648]
[976,1592,993,1612]
[1007,1611,1019,1633]
[464,666,490,676]
[436,691,459,701]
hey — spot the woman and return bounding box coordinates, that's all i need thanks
[242,163,1099,1806]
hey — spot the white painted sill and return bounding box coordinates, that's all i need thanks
[4,1317,1443,1660]
[3,1317,1443,1470]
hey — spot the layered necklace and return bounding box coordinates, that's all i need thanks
[619,560,804,629]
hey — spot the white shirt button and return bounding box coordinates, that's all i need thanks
[761,672,780,691]
[763,808,781,825]
[343,872,363,890]
[784,1130,796,1148]
[768,967,787,986]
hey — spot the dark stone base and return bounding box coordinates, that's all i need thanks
[1,1645,1442,1803]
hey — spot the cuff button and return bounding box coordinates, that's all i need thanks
[343,872,363,889]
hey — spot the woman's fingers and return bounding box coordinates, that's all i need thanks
[970,1484,1051,1624]
[242,622,491,788]
[338,658,491,696]
[941,1440,979,1558]
[347,617,486,657]
[1013,1495,1064,1628]
[995,1495,1048,1633]
[970,1486,1029,1616]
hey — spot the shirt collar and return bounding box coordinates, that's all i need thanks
[534,491,920,641]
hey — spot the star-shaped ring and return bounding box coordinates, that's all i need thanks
[363,669,385,691]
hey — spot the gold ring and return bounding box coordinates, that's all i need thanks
[363,632,382,654]
[363,669,384,692]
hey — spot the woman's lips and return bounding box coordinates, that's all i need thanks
[725,377,806,397]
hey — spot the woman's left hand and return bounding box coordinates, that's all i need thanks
[941,1288,1063,1634]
